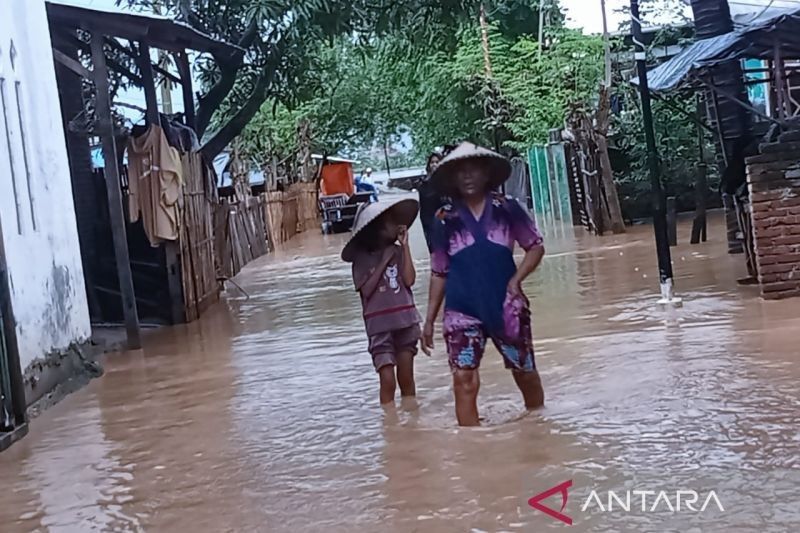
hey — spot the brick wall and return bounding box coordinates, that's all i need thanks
[746,130,800,300]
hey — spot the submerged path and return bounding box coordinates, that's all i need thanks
[1,211,798,532]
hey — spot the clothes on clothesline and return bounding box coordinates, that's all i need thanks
[160,113,201,154]
[127,124,183,246]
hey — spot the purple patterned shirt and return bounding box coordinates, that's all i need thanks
[430,194,543,277]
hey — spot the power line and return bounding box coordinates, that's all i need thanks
[740,0,777,23]
[729,0,800,7]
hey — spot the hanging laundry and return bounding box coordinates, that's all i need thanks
[127,124,183,246]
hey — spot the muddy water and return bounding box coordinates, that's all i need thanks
[1,209,799,532]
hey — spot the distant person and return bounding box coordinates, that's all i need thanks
[355,167,378,200]
[342,198,425,405]
[421,142,545,426]
[417,152,445,250]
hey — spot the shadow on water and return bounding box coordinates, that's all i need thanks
[1,209,798,532]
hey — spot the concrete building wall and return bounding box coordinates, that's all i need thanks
[0,0,91,372]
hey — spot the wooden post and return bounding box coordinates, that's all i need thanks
[90,32,141,349]
[596,135,626,234]
[691,164,709,244]
[775,43,787,120]
[137,42,160,125]
[383,138,391,179]
[176,51,195,130]
[666,196,677,247]
[691,96,708,244]
[139,41,185,325]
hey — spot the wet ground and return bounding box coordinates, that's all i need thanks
[1,208,799,532]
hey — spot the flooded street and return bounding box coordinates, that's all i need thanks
[1,210,798,532]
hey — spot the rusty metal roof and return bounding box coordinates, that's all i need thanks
[46,1,242,58]
[636,8,800,92]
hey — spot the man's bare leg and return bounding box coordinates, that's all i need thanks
[512,370,544,409]
[453,369,480,426]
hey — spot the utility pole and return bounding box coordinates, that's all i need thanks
[538,0,546,54]
[630,0,678,304]
[479,3,493,77]
[601,0,612,87]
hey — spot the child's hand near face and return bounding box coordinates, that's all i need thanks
[397,225,409,247]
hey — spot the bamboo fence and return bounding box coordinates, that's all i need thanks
[179,153,221,321]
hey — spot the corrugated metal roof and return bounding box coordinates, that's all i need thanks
[643,33,741,92]
[634,8,800,93]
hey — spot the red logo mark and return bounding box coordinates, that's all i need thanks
[528,480,573,525]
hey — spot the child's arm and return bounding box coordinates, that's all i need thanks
[354,248,394,298]
[398,226,416,287]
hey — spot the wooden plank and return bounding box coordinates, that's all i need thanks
[53,30,143,86]
[596,135,626,234]
[176,51,196,129]
[52,47,91,79]
[90,31,141,349]
[104,37,181,84]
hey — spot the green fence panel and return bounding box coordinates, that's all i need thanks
[548,143,573,223]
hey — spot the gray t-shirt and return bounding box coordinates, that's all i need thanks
[352,244,421,336]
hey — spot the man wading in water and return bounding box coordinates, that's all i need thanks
[421,142,545,426]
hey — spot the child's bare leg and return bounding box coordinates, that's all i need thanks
[453,369,480,426]
[378,365,397,404]
[512,370,544,409]
[396,350,416,397]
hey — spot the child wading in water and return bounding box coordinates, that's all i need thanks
[342,199,423,404]
[422,142,545,426]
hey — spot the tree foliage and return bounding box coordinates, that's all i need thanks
[120,0,546,158]
[120,0,714,219]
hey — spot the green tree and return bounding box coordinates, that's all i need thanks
[120,0,546,159]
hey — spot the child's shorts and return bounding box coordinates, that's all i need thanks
[443,310,535,373]
[368,324,421,371]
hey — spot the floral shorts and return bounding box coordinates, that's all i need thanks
[443,309,535,373]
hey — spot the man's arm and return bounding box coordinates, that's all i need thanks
[422,275,446,355]
[508,244,545,296]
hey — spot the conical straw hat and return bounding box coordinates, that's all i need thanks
[341,198,419,262]
[430,142,511,194]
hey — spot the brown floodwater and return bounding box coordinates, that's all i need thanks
[1,205,798,532]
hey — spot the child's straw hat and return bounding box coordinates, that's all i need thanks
[341,198,419,262]
[430,141,511,193]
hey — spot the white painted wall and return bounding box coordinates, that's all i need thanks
[0,0,91,370]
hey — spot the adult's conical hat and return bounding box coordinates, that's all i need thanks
[341,198,419,262]
[430,142,511,193]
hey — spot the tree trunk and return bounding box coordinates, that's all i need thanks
[200,71,272,159]
[194,18,261,137]
[196,67,239,137]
